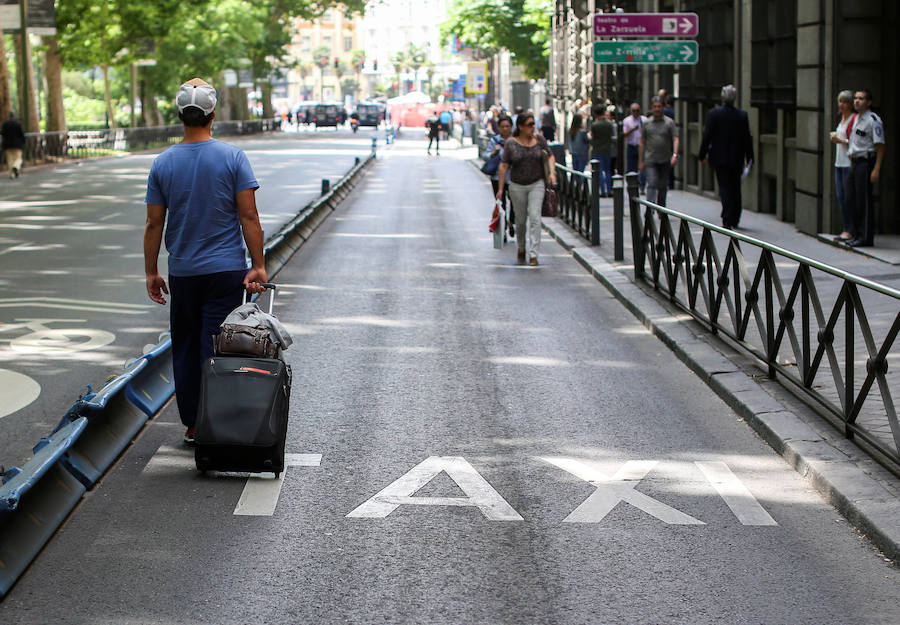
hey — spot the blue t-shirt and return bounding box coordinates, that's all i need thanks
[145,139,259,277]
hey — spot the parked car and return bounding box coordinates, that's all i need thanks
[313,104,343,128]
[355,103,386,128]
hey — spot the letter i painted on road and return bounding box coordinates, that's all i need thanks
[346,456,523,521]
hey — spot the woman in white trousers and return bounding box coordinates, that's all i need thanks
[496,112,557,265]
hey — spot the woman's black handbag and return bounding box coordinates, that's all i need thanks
[481,153,501,176]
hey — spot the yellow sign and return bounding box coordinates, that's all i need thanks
[465,62,487,94]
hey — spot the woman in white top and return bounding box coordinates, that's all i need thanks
[829,90,855,242]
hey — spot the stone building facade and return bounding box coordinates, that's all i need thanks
[551,0,897,238]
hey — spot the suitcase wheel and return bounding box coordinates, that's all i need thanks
[274,472,280,479]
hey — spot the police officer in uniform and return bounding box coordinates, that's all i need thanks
[845,89,885,247]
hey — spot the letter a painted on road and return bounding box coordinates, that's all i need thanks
[346,456,523,521]
[541,458,705,525]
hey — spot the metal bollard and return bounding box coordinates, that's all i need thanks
[590,159,600,246]
[612,175,624,261]
[625,172,642,279]
[321,179,331,195]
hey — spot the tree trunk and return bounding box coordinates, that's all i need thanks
[260,82,274,118]
[217,78,231,121]
[229,86,248,120]
[139,80,163,126]
[102,63,115,129]
[0,32,12,121]
[43,36,65,132]
[14,33,39,131]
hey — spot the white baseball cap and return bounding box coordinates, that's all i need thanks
[176,78,217,114]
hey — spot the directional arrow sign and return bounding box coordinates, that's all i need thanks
[593,40,699,65]
[593,12,699,37]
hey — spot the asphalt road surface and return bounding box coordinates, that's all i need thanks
[0,128,376,469]
[0,138,897,624]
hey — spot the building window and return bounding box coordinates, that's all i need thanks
[322,9,333,23]
[301,35,311,53]
[323,34,333,50]
[344,35,353,52]
[680,0,734,107]
[751,0,797,125]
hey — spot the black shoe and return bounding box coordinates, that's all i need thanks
[847,238,870,248]
[509,224,516,238]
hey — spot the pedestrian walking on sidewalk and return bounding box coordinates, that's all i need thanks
[845,89,885,248]
[497,111,557,266]
[639,96,679,207]
[589,104,613,196]
[698,85,753,229]
[830,90,856,242]
[566,113,590,172]
[426,114,442,155]
[622,103,646,192]
[539,99,557,142]
[1,111,26,179]
[143,77,268,446]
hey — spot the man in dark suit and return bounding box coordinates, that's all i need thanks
[699,85,754,229]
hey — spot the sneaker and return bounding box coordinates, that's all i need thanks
[529,256,539,266]
[183,427,196,446]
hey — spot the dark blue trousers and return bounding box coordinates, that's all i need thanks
[169,270,247,427]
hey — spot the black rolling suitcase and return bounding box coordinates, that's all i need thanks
[195,285,291,477]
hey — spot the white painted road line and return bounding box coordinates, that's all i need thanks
[233,454,322,517]
[695,461,778,526]
[346,456,524,521]
[541,458,706,525]
[0,368,41,419]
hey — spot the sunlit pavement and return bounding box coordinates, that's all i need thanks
[0,129,374,469]
[1,133,898,624]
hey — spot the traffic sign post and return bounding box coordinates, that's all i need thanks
[593,40,699,65]
[593,13,698,38]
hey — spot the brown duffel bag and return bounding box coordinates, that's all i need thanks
[215,324,280,359]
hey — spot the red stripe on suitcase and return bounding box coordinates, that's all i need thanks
[238,366,274,375]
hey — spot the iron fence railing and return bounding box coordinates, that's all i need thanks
[625,174,900,469]
[556,164,597,244]
[19,119,282,165]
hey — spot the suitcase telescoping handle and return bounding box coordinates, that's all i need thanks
[243,282,277,314]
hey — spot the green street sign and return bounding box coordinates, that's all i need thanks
[593,40,699,65]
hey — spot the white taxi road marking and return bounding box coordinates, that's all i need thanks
[0,368,41,419]
[346,456,524,521]
[140,448,777,526]
[541,458,706,525]
[695,461,778,526]
[234,454,322,516]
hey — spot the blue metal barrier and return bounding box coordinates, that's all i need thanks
[53,334,174,488]
[0,417,88,597]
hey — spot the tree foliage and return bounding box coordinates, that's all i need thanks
[441,0,550,79]
[54,0,368,124]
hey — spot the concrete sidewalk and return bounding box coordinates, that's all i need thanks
[465,147,900,561]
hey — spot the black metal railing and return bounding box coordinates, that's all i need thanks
[556,164,597,244]
[625,173,900,469]
[20,119,282,165]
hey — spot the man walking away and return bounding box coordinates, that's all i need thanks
[699,84,754,229]
[639,96,679,207]
[589,105,613,197]
[844,89,885,247]
[540,99,557,142]
[1,112,26,178]
[143,77,268,446]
